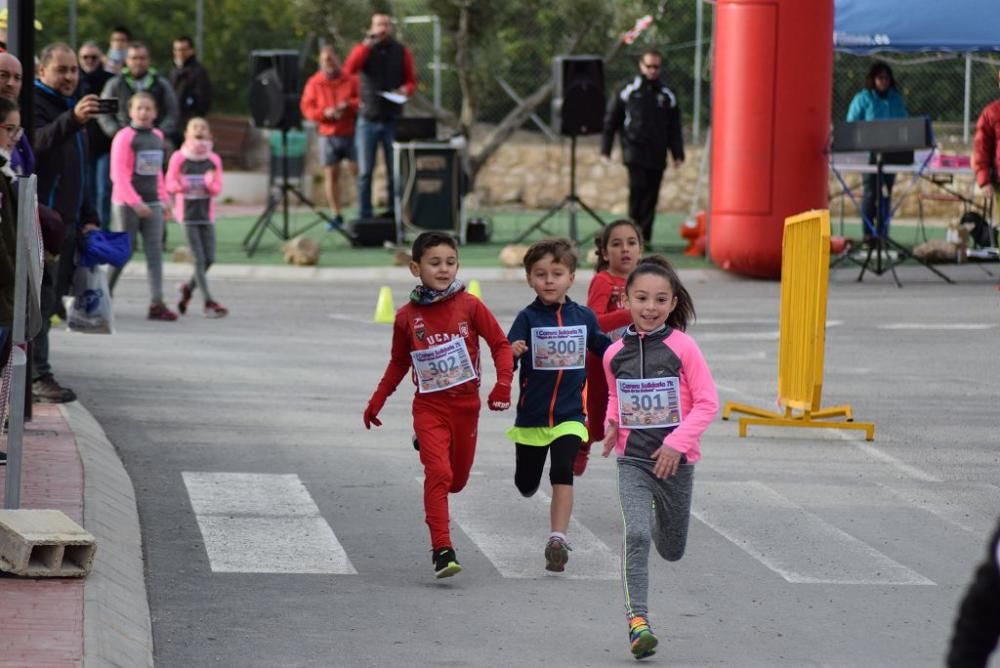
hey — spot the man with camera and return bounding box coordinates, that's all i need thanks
[343,12,417,221]
[601,49,685,244]
[32,43,101,403]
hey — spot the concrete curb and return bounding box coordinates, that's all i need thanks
[61,403,154,668]
[121,261,743,284]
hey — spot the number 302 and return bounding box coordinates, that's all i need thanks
[429,356,459,374]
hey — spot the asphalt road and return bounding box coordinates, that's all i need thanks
[51,262,1000,667]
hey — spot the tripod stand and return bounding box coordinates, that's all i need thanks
[243,128,354,256]
[829,117,953,287]
[833,152,953,287]
[513,135,605,244]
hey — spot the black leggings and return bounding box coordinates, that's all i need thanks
[514,434,582,496]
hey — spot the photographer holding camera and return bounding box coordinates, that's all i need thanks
[343,12,417,221]
[32,43,101,403]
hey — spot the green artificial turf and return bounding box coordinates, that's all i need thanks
[161,207,946,270]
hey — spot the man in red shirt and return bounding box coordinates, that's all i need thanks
[300,45,359,229]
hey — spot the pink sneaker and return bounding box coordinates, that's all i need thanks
[177,283,193,315]
[204,301,229,318]
[148,302,178,321]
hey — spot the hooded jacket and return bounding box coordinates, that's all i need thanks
[508,296,610,428]
[603,324,718,462]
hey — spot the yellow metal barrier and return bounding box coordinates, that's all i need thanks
[722,210,874,440]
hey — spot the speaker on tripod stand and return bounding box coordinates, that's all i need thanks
[243,50,353,256]
[514,56,607,244]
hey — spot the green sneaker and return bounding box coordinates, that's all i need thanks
[628,616,658,660]
[433,547,462,578]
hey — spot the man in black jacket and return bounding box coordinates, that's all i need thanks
[601,49,684,244]
[168,35,211,147]
[33,42,100,403]
[77,41,113,228]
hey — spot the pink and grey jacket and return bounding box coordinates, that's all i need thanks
[603,324,718,463]
[165,145,223,224]
[109,125,168,206]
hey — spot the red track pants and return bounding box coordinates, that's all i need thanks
[413,392,481,550]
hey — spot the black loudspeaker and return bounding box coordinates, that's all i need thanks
[249,50,302,130]
[398,144,462,235]
[351,217,397,247]
[552,55,605,136]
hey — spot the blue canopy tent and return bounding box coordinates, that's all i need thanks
[834,0,1000,140]
[835,0,1000,53]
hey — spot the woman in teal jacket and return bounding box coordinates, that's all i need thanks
[846,62,908,242]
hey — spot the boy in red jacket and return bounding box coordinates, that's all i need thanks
[363,232,513,578]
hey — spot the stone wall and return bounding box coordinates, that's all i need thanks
[308,126,976,223]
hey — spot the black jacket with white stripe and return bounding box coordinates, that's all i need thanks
[601,75,684,171]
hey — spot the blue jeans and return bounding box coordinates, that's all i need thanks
[86,152,112,229]
[355,117,395,219]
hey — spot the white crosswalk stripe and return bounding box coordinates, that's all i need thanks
[692,480,934,585]
[181,470,959,586]
[443,474,620,580]
[183,472,358,574]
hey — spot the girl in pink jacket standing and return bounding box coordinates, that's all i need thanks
[109,92,176,320]
[166,117,227,317]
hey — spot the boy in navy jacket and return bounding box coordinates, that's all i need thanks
[507,238,611,573]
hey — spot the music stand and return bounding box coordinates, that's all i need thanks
[830,117,953,286]
[512,135,605,244]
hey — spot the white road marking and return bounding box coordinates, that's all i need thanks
[439,475,619,580]
[877,323,996,330]
[878,481,1000,536]
[183,472,357,574]
[836,432,941,483]
[692,481,934,585]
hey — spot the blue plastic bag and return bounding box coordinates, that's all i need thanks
[79,230,131,268]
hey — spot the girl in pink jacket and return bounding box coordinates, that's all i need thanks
[600,256,719,661]
[166,117,227,317]
[108,92,176,320]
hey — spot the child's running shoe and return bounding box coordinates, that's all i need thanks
[204,301,229,318]
[177,283,193,315]
[628,616,658,660]
[573,443,591,476]
[544,536,571,572]
[148,302,179,321]
[432,546,461,578]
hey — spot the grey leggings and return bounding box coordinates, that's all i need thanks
[109,204,164,303]
[183,223,216,303]
[617,456,694,621]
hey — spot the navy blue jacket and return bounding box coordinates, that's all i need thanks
[508,297,611,428]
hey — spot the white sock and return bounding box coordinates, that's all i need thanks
[549,531,567,542]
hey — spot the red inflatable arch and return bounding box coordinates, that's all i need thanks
[709,0,833,279]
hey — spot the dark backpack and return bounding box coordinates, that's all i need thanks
[959,211,996,249]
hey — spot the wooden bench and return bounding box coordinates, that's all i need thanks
[205,114,254,169]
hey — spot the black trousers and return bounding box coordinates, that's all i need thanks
[861,172,896,240]
[627,164,666,243]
